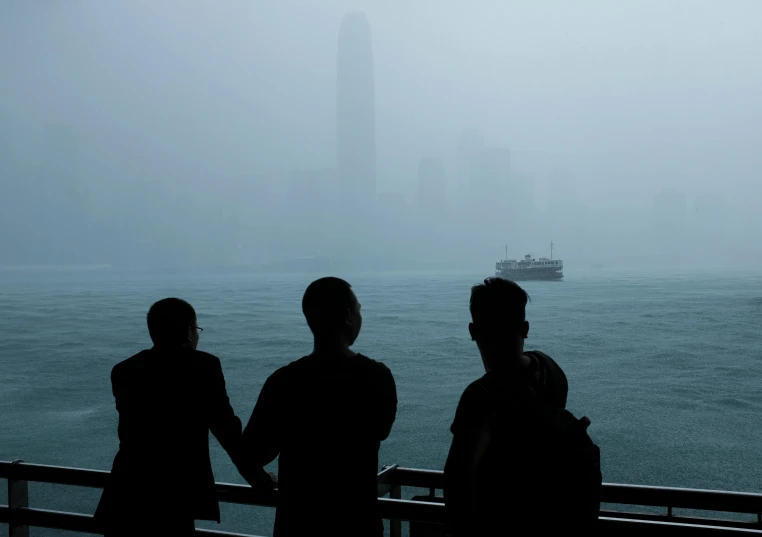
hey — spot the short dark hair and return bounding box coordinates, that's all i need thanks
[302,277,354,336]
[147,298,196,346]
[470,277,530,337]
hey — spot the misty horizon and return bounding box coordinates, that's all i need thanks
[1,1,761,271]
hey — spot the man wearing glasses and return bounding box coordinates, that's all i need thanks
[95,297,273,536]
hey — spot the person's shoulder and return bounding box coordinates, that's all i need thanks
[265,358,304,386]
[526,350,569,408]
[191,349,222,366]
[355,353,393,375]
[529,350,561,368]
[451,375,492,433]
[460,376,490,404]
[454,376,492,416]
[529,350,567,378]
[111,349,150,377]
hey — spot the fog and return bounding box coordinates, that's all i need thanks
[1,1,761,271]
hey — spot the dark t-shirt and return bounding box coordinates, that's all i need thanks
[450,351,567,434]
[444,351,569,536]
[243,353,397,537]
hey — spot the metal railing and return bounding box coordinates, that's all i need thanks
[3,460,762,536]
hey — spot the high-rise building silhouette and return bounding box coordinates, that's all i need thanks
[336,12,376,236]
[288,168,338,253]
[468,147,511,255]
[457,129,484,198]
[470,147,510,201]
[417,157,447,218]
[416,157,448,259]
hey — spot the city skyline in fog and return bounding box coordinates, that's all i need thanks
[1,1,761,271]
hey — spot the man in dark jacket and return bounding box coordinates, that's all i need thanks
[444,278,597,536]
[95,297,273,536]
[243,277,397,537]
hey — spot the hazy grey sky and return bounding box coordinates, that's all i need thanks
[1,1,761,268]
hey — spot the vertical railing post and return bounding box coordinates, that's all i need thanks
[8,460,29,537]
[390,484,402,537]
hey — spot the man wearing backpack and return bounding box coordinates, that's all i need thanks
[444,277,601,536]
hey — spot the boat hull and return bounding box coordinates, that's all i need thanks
[496,268,563,281]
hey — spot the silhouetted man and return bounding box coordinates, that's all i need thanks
[444,278,601,536]
[243,277,397,537]
[95,298,272,537]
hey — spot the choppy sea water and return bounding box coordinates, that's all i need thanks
[1,267,761,535]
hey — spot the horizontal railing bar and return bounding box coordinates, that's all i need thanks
[378,498,446,524]
[0,501,446,530]
[386,467,445,489]
[600,510,762,529]
[195,530,263,536]
[0,460,109,488]
[604,483,762,513]
[4,460,762,523]
[0,505,267,536]
[0,461,278,508]
[215,482,277,507]
[0,500,446,528]
[5,505,761,536]
[386,467,762,515]
[599,517,762,535]
[0,505,99,534]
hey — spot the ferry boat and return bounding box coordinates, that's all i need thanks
[495,242,563,281]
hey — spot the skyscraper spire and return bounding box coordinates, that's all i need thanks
[336,12,376,246]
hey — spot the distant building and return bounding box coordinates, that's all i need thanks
[470,147,510,201]
[228,174,277,262]
[466,147,516,254]
[336,12,376,226]
[376,191,413,260]
[456,128,484,198]
[417,157,447,218]
[289,168,338,253]
[290,168,337,218]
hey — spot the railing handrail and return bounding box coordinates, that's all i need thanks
[5,460,762,513]
[4,460,762,536]
[381,466,762,515]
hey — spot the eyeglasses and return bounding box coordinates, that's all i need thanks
[194,326,204,333]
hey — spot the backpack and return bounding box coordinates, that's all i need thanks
[474,374,602,531]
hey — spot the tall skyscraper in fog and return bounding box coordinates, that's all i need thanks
[457,129,484,197]
[417,157,447,217]
[469,147,511,252]
[336,12,376,228]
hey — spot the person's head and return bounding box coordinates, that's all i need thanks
[302,277,361,347]
[146,298,200,349]
[468,277,530,371]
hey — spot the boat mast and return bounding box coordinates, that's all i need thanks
[551,241,554,260]
[505,243,508,261]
